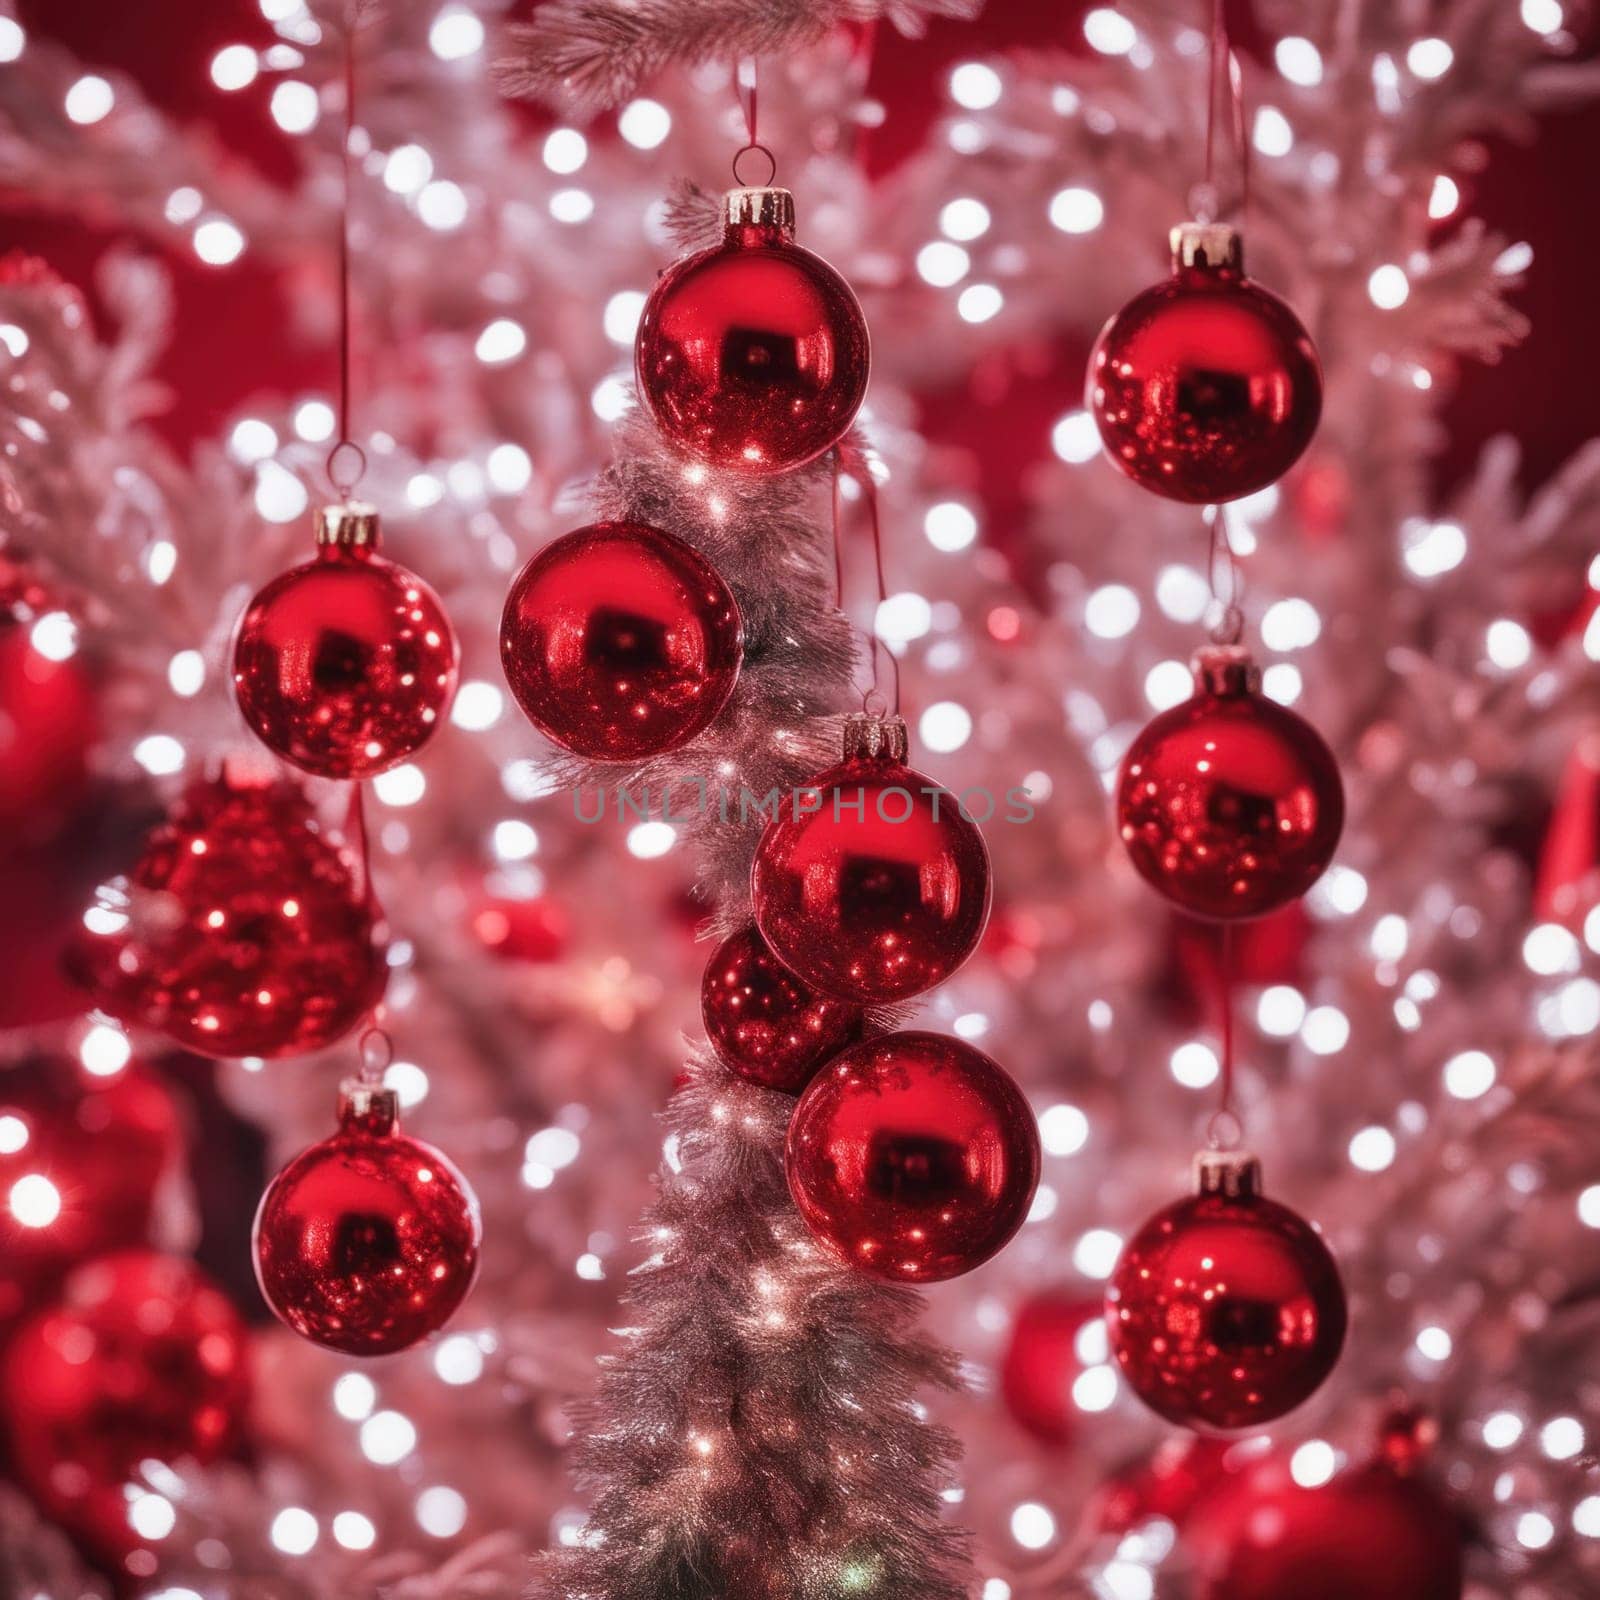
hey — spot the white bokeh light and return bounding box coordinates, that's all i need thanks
[1402,519,1467,578]
[430,6,486,59]
[1302,1006,1350,1056]
[919,701,972,753]
[1010,1502,1056,1549]
[1253,106,1293,157]
[1368,263,1410,309]
[1038,1103,1089,1156]
[940,198,991,240]
[957,283,1003,323]
[65,75,114,125]
[1522,0,1564,32]
[1257,985,1307,1037]
[1541,1416,1584,1460]
[211,45,259,90]
[1085,584,1140,639]
[950,63,1002,110]
[619,99,671,149]
[476,319,527,364]
[333,1511,376,1551]
[1443,1049,1496,1100]
[416,1486,468,1538]
[361,1410,418,1465]
[1275,37,1323,85]
[1052,410,1101,464]
[195,218,246,265]
[9,1174,62,1229]
[333,1372,376,1421]
[1073,1228,1122,1279]
[1048,186,1104,234]
[1517,1511,1555,1551]
[924,501,978,553]
[1083,9,1137,54]
[270,1508,319,1555]
[543,128,588,174]
[418,180,468,230]
[271,81,319,134]
[1486,618,1532,669]
[1415,1325,1452,1361]
[1349,1125,1396,1172]
[627,821,676,859]
[1170,1041,1219,1088]
[80,1021,132,1076]
[1260,597,1321,651]
[374,764,426,807]
[917,241,970,287]
[603,290,648,345]
[1407,37,1454,79]
[1144,659,1192,711]
[1290,1440,1338,1488]
[1429,174,1461,219]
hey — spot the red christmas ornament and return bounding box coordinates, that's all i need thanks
[0,558,98,846]
[1184,1455,1465,1600]
[701,923,862,1093]
[1117,645,1343,921]
[1093,1435,1242,1538]
[0,1051,183,1324]
[0,1251,249,1565]
[1107,1151,1347,1431]
[500,520,743,760]
[71,769,388,1059]
[233,502,458,780]
[786,1030,1039,1282]
[1088,223,1321,504]
[635,185,870,473]
[1532,731,1600,924]
[1000,1293,1102,1445]
[469,888,571,964]
[254,1079,480,1355]
[751,714,991,1003]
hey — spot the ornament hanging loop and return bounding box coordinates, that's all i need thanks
[732,142,778,189]
[1206,1106,1244,1153]
[358,1024,394,1086]
[1205,503,1245,646]
[326,439,367,499]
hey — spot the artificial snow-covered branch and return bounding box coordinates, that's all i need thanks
[497,0,981,111]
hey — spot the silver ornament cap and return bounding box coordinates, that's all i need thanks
[1171,221,1245,274]
[1194,1148,1263,1199]
[724,186,796,238]
[841,712,910,764]
[339,1077,400,1136]
[315,501,381,551]
[1192,642,1261,698]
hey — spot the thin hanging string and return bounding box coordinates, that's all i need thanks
[1207,923,1243,1150]
[829,452,901,719]
[1205,502,1245,644]
[344,776,392,1079]
[326,16,366,499]
[1197,0,1251,224]
[731,56,777,187]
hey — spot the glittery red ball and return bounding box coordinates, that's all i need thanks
[786,1031,1039,1282]
[254,1089,480,1355]
[1185,1458,1465,1600]
[0,1251,249,1564]
[71,772,389,1059]
[1000,1293,1102,1445]
[1116,656,1343,920]
[233,542,458,780]
[751,739,991,1004]
[0,1054,183,1323]
[501,521,743,760]
[1107,1174,1346,1431]
[701,923,862,1093]
[635,207,870,473]
[1088,247,1321,504]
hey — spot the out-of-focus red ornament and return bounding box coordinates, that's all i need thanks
[0,1050,183,1323]
[786,1030,1039,1282]
[635,185,870,473]
[751,714,991,1003]
[71,769,388,1059]
[1107,1151,1346,1431]
[254,1080,480,1355]
[701,923,862,1092]
[0,559,98,846]
[1088,223,1321,504]
[470,888,570,964]
[1000,1292,1101,1445]
[232,503,458,779]
[0,1251,249,1565]
[1117,646,1343,921]
[1532,731,1600,924]
[1184,1454,1465,1600]
[500,520,742,760]
[1093,1435,1241,1537]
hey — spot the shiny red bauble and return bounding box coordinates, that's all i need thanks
[751,715,991,1003]
[1117,647,1343,920]
[0,1052,182,1323]
[635,186,870,474]
[0,1251,249,1564]
[71,770,388,1059]
[1185,1456,1465,1600]
[233,504,458,780]
[1088,223,1321,504]
[0,559,98,845]
[786,1031,1039,1282]
[701,923,862,1093]
[254,1082,480,1355]
[1107,1154,1346,1431]
[501,520,743,760]
[1000,1293,1102,1445]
